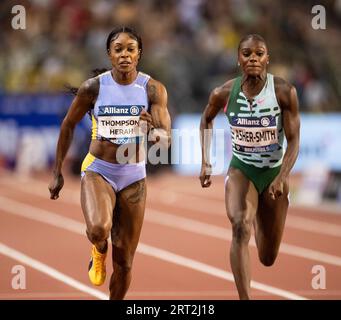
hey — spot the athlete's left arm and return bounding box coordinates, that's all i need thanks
[143,78,171,148]
[270,78,301,199]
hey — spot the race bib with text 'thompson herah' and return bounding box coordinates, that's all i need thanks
[230,115,279,153]
[97,105,144,144]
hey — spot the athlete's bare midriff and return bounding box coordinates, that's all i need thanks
[89,139,145,164]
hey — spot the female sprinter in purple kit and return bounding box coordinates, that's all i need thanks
[49,27,171,300]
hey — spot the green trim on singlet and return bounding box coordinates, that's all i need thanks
[227,77,242,110]
[230,155,281,194]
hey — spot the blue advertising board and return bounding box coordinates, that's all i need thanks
[0,93,90,169]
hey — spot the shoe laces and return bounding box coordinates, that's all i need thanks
[93,248,105,272]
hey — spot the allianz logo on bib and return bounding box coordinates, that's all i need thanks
[261,117,270,126]
[98,105,142,116]
[232,116,275,127]
[130,106,140,115]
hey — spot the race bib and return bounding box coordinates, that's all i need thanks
[97,105,144,144]
[231,116,279,153]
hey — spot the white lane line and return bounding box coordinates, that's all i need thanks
[149,184,341,215]
[0,242,108,300]
[146,209,341,267]
[138,243,306,300]
[2,179,341,266]
[2,177,341,238]
[0,196,306,300]
[285,215,341,238]
[149,187,341,237]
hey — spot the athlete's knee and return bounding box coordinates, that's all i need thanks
[87,223,111,243]
[112,244,134,274]
[231,216,252,243]
[259,250,277,267]
[115,263,132,276]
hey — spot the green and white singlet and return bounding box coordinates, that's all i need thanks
[225,73,284,193]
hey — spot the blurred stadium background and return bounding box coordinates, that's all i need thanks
[0,0,340,207]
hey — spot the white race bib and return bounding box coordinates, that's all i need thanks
[97,105,144,144]
[231,116,279,153]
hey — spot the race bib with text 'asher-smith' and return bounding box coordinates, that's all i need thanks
[231,116,279,153]
[97,105,144,144]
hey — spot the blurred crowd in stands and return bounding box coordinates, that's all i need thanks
[0,0,340,113]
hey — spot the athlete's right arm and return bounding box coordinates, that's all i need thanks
[199,84,230,188]
[48,78,99,200]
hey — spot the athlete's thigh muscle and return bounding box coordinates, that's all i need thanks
[81,171,116,230]
[225,167,258,224]
[255,179,289,250]
[111,178,146,252]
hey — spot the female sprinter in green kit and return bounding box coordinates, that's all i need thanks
[200,34,300,300]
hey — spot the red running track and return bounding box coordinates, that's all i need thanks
[1,170,341,300]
